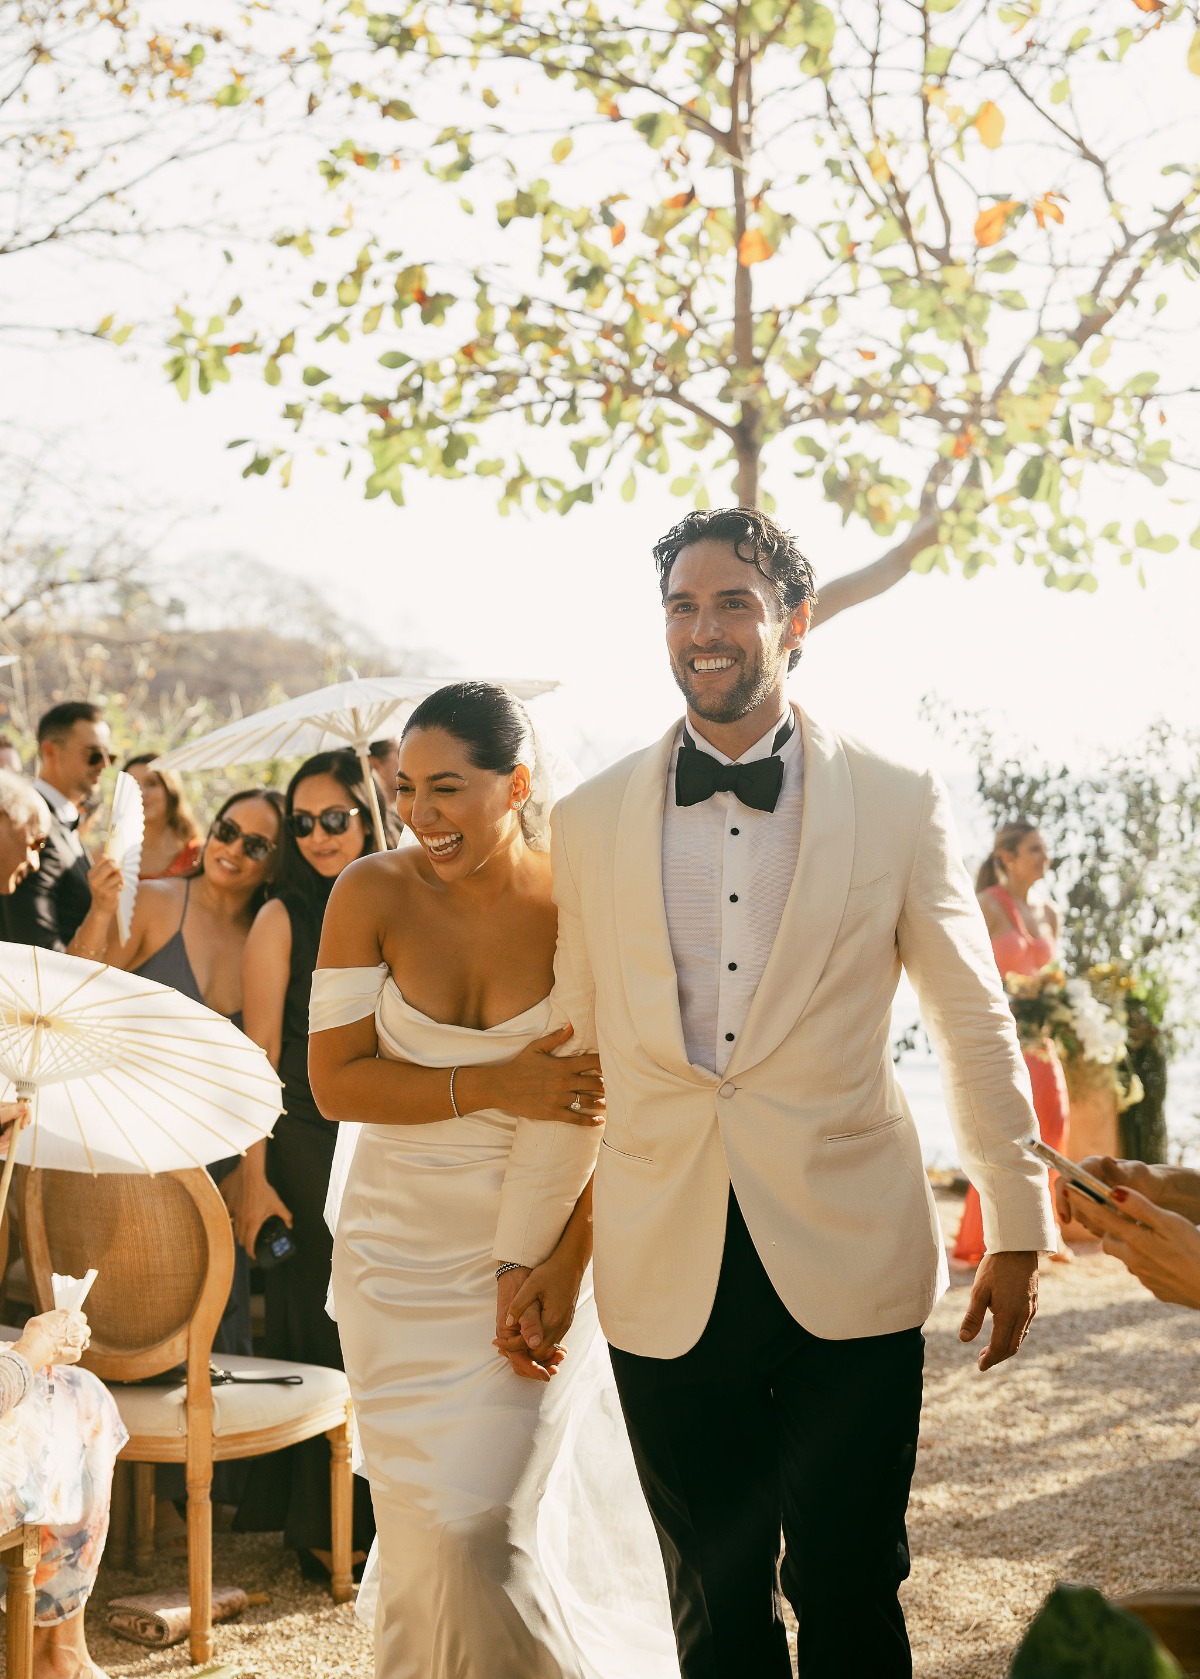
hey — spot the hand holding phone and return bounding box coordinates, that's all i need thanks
[1028,1139,1153,1229]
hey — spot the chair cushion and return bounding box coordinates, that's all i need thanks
[109,1354,350,1444]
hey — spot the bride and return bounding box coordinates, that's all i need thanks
[309,681,676,1679]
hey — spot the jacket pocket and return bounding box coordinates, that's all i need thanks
[600,1138,655,1165]
[823,1114,904,1144]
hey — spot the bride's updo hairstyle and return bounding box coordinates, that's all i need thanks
[402,682,546,847]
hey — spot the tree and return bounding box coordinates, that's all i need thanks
[0,0,318,344]
[939,706,1200,1162]
[170,0,1200,622]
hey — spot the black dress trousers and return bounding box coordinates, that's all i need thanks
[608,1193,924,1679]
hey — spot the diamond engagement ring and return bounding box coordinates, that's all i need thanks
[569,1098,584,1113]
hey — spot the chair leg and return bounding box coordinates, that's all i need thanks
[2,1526,39,1679]
[108,1460,131,1571]
[132,1462,155,1575]
[187,1466,214,1665]
[327,1409,355,1604]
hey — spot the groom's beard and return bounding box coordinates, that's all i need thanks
[669,642,784,725]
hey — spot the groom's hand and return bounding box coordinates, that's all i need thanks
[495,1267,562,1384]
[959,1250,1039,1372]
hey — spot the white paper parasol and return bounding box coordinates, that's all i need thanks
[104,770,144,944]
[0,944,283,1222]
[152,673,558,852]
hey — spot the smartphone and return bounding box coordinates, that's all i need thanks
[1028,1139,1121,1208]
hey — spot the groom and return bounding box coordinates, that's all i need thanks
[494,506,1054,1678]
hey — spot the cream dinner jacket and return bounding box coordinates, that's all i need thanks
[493,709,1056,1359]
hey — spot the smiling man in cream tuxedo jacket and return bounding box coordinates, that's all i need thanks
[493,506,1054,1679]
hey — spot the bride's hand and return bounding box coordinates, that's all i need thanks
[494,1249,586,1374]
[494,1267,567,1383]
[494,1024,605,1127]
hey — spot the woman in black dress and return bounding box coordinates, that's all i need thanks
[226,749,380,1573]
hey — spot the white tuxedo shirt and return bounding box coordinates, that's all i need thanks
[494,709,1055,1358]
[663,707,802,1075]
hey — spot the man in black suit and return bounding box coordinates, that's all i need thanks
[0,769,50,941]
[7,701,112,950]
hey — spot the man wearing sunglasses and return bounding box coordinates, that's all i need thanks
[8,701,112,951]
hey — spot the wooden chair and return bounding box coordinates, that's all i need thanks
[0,1522,37,1679]
[18,1166,355,1664]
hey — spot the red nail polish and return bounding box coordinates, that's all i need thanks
[1112,1187,1129,1203]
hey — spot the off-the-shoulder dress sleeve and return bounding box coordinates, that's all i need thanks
[310,963,389,1032]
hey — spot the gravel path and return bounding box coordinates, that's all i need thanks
[82,1193,1200,1677]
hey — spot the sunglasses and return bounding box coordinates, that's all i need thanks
[210,815,276,863]
[286,806,361,839]
[86,748,113,768]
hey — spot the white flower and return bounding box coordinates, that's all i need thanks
[1065,977,1129,1065]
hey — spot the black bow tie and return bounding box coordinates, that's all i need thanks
[675,716,794,813]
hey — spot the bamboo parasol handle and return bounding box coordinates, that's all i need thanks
[0,1079,33,1226]
[356,744,388,852]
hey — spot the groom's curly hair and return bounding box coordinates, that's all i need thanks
[652,507,818,670]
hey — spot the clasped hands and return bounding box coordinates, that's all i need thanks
[494,1247,587,1383]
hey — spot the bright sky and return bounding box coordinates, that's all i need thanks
[12,323,1198,854]
[4,5,1199,867]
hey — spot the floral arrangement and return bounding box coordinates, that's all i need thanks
[1004,963,1144,1112]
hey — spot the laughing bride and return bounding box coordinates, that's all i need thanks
[309,681,676,1679]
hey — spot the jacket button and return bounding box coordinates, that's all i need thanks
[718,1082,736,1099]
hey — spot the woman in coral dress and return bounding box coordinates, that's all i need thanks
[954,821,1071,1264]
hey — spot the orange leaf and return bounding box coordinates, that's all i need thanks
[1132,0,1165,11]
[611,221,626,246]
[973,200,1020,247]
[973,102,1005,149]
[866,144,891,183]
[665,191,694,210]
[858,348,877,361]
[737,228,775,266]
[1033,191,1066,228]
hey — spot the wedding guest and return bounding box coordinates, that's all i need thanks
[0,771,49,935]
[66,787,283,1523]
[368,738,399,787]
[124,753,202,879]
[367,737,404,847]
[0,734,24,775]
[954,820,1071,1264]
[227,751,377,1575]
[1057,1160,1200,1308]
[0,1109,128,1679]
[8,702,112,950]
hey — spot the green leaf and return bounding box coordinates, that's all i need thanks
[926,0,962,12]
[1189,31,1200,77]
[214,83,251,107]
[378,351,411,369]
[264,358,281,387]
[551,136,574,163]
[362,304,383,334]
[301,366,331,386]
[1011,1583,1180,1678]
[187,43,206,67]
[621,472,637,501]
[1050,78,1070,104]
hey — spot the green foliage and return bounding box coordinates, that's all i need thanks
[934,706,1200,1047]
[163,0,1200,615]
[1010,1583,1180,1678]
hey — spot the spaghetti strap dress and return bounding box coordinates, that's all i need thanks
[314,963,677,1679]
[953,887,1070,1264]
[132,879,254,1505]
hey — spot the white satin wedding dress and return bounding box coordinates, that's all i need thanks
[313,963,677,1679]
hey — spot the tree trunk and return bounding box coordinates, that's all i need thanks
[735,441,759,506]
[812,515,938,628]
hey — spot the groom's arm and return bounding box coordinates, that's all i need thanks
[896,770,1054,1257]
[492,801,602,1270]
